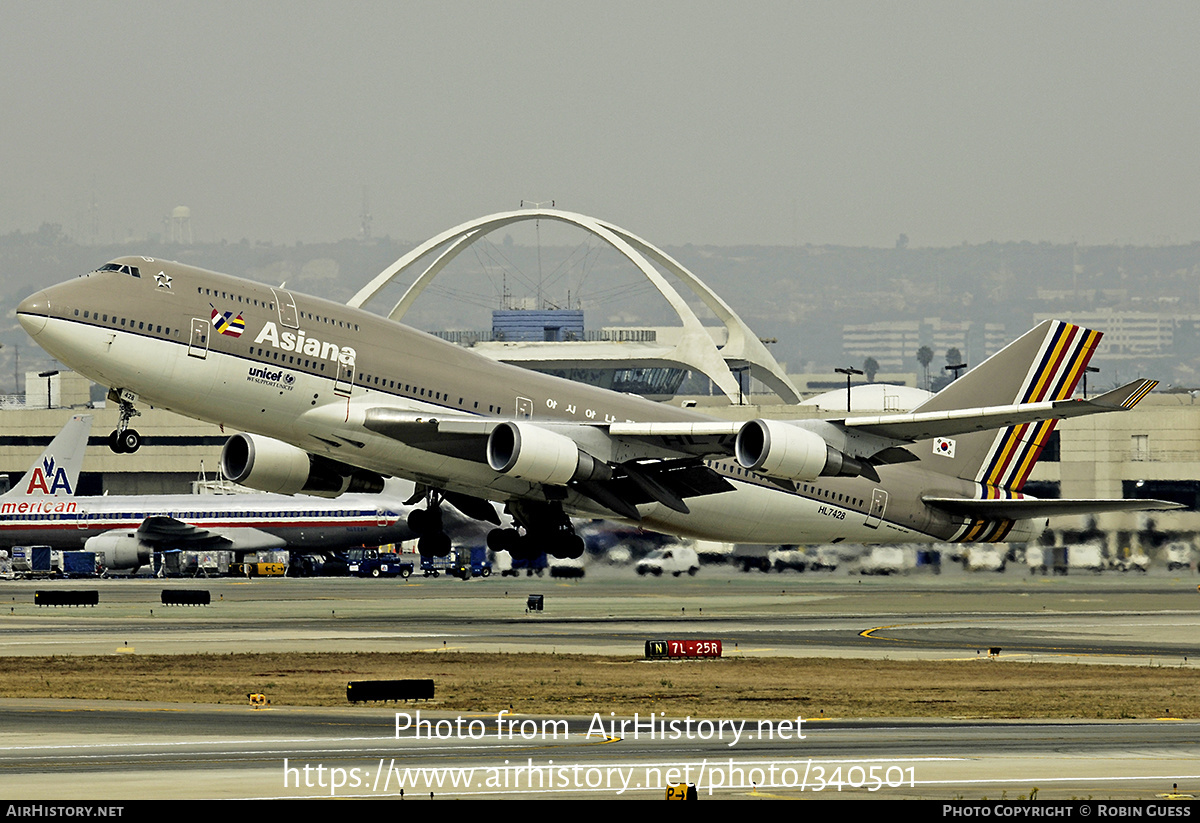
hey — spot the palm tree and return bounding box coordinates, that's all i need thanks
[862,357,879,383]
[917,346,934,391]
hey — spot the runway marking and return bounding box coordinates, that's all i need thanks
[858,619,1197,662]
[910,773,1200,790]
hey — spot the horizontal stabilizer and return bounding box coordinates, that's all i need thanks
[923,496,1183,519]
[845,379,1158,442]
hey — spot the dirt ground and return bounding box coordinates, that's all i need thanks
[5,651,1197,719]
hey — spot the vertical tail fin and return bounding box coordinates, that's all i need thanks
[912,320,1101,491]
[1,414,93,500]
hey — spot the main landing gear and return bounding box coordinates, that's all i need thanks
[106,389,142,454]
[408,489,585,561]
[407,490,452,558]
[487,500,584,561]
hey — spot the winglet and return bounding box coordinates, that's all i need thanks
[1086,379,1157,411]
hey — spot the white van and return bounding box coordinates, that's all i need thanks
[635,546,700,577]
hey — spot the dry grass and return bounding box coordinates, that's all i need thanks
[3,651,1197,719]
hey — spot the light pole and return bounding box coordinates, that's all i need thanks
[37,369,57,409]
[835,367,863,412]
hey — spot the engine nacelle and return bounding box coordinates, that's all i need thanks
[84,531,151,571]
[735,419,870,481]
[220,433,385,498]
[487,421,610,486]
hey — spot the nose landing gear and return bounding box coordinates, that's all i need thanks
[106,389,142,454]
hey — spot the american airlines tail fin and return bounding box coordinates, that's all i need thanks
[1,414,93,500]
[908,320,1102,490]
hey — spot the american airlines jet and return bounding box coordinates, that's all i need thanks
[0,412,421,571]
[16,256,1176,562]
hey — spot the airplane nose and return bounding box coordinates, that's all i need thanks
[17,291,49,337]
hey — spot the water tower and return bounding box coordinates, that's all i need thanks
[170,206,193,244]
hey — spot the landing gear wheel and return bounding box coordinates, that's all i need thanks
[119,429,141,453]
[418,531,452,557]
[487,528,521,554]
[556,534,585,560]
[107,392,143,454]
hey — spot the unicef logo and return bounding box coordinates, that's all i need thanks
[283,373,296,386]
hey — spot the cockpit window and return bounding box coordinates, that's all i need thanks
[93,263,141,278]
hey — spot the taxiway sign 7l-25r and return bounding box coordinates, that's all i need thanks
[17,256,1178,560]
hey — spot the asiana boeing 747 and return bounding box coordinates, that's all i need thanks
[16,256,1178,561]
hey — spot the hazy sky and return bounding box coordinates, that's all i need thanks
[3,1,1199,248]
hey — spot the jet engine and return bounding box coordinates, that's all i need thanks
[487,422,611,486]
[84,531,151,571]
[220,433,385,497]
[735,419,873,481]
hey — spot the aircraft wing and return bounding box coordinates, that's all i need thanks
[362,408,735,519]
[841,379,1157,442]
[135,516,286,551]
[358,382,1160,517]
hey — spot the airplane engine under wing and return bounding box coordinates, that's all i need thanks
[735,419,877,482]
[486,421,612,486]
[221,433,385,497]
[84,531,151,570]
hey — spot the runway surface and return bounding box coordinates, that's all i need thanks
[2,566,1199,800]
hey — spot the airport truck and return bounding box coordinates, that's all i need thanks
[498,552,548,577]
[346,548,413,578]
[421,547,491,580]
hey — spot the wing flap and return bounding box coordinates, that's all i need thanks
[362,408,493,460]
[572,459,736,519]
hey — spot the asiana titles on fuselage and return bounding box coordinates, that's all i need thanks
[253,321,356,365]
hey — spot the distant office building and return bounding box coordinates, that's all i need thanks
[1032,310,1199,359]
[842,319,1007,371]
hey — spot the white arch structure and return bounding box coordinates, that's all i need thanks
[348,208,801,403]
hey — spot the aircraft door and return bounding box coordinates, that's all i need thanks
[271,288,299,328]
[515,397,534,419]
[334,356,354,397]
[865,489,888,529]
[188,318,209,359]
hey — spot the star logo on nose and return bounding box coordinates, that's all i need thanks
[154,271,172,289]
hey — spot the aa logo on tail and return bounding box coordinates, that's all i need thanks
[25,456,73,496]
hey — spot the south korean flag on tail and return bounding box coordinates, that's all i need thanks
[933,437,956,458]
